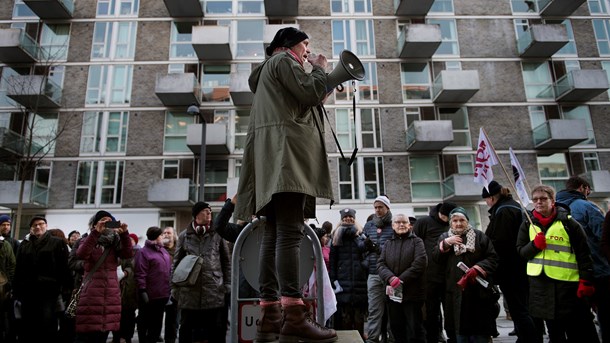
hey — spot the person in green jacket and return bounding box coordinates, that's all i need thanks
[234,27,337,343]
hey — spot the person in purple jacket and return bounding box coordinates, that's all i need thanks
[135,226,171,343]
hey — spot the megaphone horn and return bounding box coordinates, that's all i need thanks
[326,50,366,91]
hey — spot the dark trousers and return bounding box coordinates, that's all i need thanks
[593,276,610,343]
[179,308,225,343]
[113,307,136,342]
[424,281,448,343]
[164,300,178,343]
[388,300,426,343]
[19,297,58,343]
[500,278,540,343]
[334,303,366,338]
[544,299,600,343]
[74,331,110,343]
[138,298,168,343]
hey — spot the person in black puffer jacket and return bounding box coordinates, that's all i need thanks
[329,208,368,338]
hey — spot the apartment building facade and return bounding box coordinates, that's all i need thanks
[1,0,609,238]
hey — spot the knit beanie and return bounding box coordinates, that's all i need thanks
[192,202,211,218]
[146,226,163,241]
[449,207,470,221]
[93,210,115,226]
[374,195,391,209]
[266,27,309,56]
[0,215,10,225]
[129,233,139,245]
[482,180,502,198]
[439,202,457,216]
[340,208,356,219]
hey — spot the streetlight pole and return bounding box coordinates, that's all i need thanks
[187,104,206,202]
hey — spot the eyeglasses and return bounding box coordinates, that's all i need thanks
[532,196,550,202]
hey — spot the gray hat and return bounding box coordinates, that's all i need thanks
[340,208,356,219]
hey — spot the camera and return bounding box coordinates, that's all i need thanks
[105,220,121,228]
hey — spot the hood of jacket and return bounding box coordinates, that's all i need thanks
[556,189,585,207]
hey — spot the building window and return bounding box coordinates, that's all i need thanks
[548,20,577,56]
[537,153,569,191]
[75,160,124,206]
[335,107,381,151]
[80,111,129,154]
[511,0,538,13]
[331,0,373,14]
[204,0,264,15]
[429,0,454,13]
[561,106,595,146]
[85,65,133,105]
[12,0,36,18]
[400,63,431,101]
[97,0,139,17]
[202,160,229,202]
[32,162,51,205]
[438,107,471,148]
[332,20,376,58]
[584,152,601,171]
[334,62,378,102]
[426,19,459,56]
[164,112,192,153]
[593,19,610,56]
[521,62,554,99]
[91,22,137,60]
[338,157,385,201]
[170,22,197,59]
[40,24,71,61]
[163,159,195,179]
[457,154,474,174]
[409,155,442,201]
[589,0,610,14]
[159,212,176,230]
[234,109,250,151]
[236,20,265,58]
[29,113,58,156]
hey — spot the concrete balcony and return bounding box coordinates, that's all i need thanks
[230,69,253,106]
[394,0,434,16]
[148,178,196,207]
[532,119,587,149]
[163,0,203,17]
[264,24,299,55]
[517,24,568,58]
[23,0,74,19]
[264,0,298,17]
[0,128,29,157]
[192,26,232,61]
[0,28,41,64]
[432,70,480,103]
[538,0,587,17]
[554,70,609,103]
[442,174,481,201]
[580,170,610,198]
[155,73,201,107]
[398,24,441,59]
[406,120,453,151]
[0,180,48,209]
[186,123,229,155]
[7,75,62,109]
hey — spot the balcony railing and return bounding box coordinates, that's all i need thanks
[532,119,587,149]
[0,127,44,157]
[7,75,63,109]
[0,28,43,64]
[442,174,481,201]
[554,70,609,102]
[23,0,75,19]
[148,178,197,207]
[517,24,568,57]
[0,180,48,208]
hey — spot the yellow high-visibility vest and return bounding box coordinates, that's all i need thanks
[527,219,579,282]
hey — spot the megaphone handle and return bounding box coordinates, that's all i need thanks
[347,81,358,166]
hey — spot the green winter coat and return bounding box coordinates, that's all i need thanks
[235,51,333,220]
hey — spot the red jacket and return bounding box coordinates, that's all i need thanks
[75,230,133,332]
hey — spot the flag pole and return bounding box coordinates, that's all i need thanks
[480,127,534,226]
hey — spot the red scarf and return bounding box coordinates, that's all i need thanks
[532,207,557,228]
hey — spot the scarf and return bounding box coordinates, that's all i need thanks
[97,228,119,248]
[373,210,393,229]
[448,226,476,255]
[532,207,557,228]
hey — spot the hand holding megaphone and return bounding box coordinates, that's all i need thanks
[307,53,328,70]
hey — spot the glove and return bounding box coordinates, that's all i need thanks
[364,238,375,251]
[533,232,547,250]
[385,285,394,296]
[577,279,595,298]
[457,268,479,290]
[389,276,401,289]
[138,290,149,306]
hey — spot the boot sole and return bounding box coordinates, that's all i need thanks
[254,332,280,342]
[278,335,338,343]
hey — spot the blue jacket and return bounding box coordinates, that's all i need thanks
[363,217,394,275]
[556,189,610,278]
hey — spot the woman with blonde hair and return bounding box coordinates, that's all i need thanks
[329,208,368,338]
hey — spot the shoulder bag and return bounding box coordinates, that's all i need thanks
[171,234,203,287]
[65,247,111,318]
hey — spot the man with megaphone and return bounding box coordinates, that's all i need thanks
[234,27,338,343]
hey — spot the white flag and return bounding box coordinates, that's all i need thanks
[473,128,499,190]
[509,147,531,205]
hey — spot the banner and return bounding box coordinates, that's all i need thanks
[474,128,498,191]
[509,147,531,205]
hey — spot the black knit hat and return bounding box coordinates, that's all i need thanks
[146,226,163,241]
[93,210,115,226]
[439,202,457,216]
[482,180,502,198]
[266,27,309,56]
[192,202,211,218]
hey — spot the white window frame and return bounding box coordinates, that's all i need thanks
[28,112,58,156]
[400,63,432,102]
[91,21,137,60]
[521,62,554,100]
[330,0,373,14]
[335,107,382,151]
[409,155,442,202]
[164,111,193,154]
[438,107,471,149]
[199,159,229,203]
[331,19,376,58]
[334,62,378,103]
[561,106,595,146]
[170,22,197,60]
[75,160,125,207]
[204,0,264,15]
[537,153,569,191]
[593,19,610,56]
[80,111,129,155]
[589,0,610,14]
[426,19,459,56]
[429,0,454,14]
[40,24,71,61]
[96,0,139,17]
[85,65,133,106]
[337,156,385,202]
[12,0,36,18]
[584,152,601,172]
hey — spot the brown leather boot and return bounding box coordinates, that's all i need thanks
[279,304,338,343]
[255,303,282,342]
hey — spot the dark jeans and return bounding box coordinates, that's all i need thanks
[138,298,167,343]
[544,298,600,343]
[500,278,540,343]
[179,308,225,343]
[74,331,110,343]
[259,192,306,300]
[164,299,178,343]
[388,300,426,343]
[424,281,448,343]
[113,307,136,342]
[19,297,58,343]
[593,276,610,343]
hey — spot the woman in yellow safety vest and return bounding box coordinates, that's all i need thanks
[516,184,599,343]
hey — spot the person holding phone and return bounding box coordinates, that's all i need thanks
[74,211,133,343]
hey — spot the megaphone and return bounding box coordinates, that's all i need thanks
[326,50,366,92]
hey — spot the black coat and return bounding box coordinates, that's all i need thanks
[413,204,450,283]
[377,231,427,302]
[329,225,368,306]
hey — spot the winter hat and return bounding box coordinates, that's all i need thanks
[192,202,211,218]
[409,217,417,225]
[340,208,356,219]
[146,226,163,241]
[93,210,115,226]
[0,215,10,225]
[29,215,47,227]
[439,202,457,216]
[482,180,502,198]
[374,195,391,209]
[266,27,309,56]
[129,233,139,245]
[449,207,470,221]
